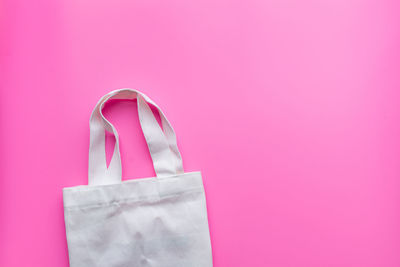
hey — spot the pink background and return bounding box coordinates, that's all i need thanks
[1,0,400,266]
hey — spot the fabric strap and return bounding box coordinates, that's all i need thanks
[88,89,184,185]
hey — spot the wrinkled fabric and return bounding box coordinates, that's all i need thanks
[63,89,213,267]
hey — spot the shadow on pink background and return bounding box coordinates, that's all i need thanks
[1,0,400,266]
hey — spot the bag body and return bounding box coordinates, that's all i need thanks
[63,89,213,267]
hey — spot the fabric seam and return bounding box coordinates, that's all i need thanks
[64,187,204,210]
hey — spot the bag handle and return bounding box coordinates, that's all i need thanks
[88,89,184,185]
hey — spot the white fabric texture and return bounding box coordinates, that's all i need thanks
[63,89,213,267]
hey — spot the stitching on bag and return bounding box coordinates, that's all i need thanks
[63,171,202,192]
[64,187,204,210]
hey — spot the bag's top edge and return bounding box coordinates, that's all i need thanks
[63,171,204,209]
[63,171,202,192]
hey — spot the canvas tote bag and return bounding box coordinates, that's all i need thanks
[63,89,213,267]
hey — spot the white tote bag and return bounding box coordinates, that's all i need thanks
[63,89,213,267]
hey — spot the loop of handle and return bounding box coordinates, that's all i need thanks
[88,89,184,185]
